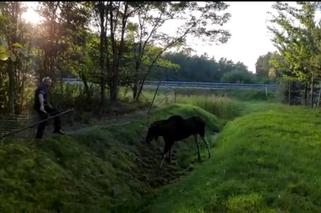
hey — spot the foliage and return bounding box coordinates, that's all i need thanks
[268,2,321,106]
[0,2,35,113]
[148,52,252,83]
[255,52,275,82]
[124,1,231,101]
[0,1,233,112]
[221,69,256,83]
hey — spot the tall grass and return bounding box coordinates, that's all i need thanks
[140,88,244,121]
[175,95,243,121]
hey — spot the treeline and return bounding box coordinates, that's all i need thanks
[0,1,232,114]
[148,52,257,83]
[264,2,321,106]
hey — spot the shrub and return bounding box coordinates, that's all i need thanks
[221,70,256,83]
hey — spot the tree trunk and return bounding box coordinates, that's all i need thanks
[7,2,19,114]
[60,68,64,96]
[0,73,5,112]
[304,82,308,106]
[109,2,128,103]
[8,61,16,114]
[80,72,90,102]
[132,83,138,100]
[317,82,321,108]
[310,75,314,108]
[132,60,141,101]
[110,81,118,102]
[288,81,291,105]
[99,2,106,106]
[18,75,26,114]
[109,2,116,102]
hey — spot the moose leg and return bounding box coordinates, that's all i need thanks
[201,135,211,158]
[160,141,171,168]
[194,134,201,161]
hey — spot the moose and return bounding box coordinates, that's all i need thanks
[145,115,218,168]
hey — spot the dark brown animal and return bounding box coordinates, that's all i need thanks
[146,115,214,168]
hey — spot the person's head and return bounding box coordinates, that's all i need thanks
[42,76,52,87]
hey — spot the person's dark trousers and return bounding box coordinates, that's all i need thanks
[35,106,61,139]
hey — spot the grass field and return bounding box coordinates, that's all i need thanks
[137,105,321,213]
[1,87,321,212]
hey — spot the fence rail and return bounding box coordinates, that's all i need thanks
[62,78,277,92]
[143,81,277,92]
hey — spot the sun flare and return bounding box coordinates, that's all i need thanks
[21,2,43,25]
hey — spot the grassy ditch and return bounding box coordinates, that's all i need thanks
[139,106,321,212]
[0,104,220,212]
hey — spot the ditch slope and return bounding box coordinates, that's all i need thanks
[0,104,220,212]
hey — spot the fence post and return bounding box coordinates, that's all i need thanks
[317,82,321,107]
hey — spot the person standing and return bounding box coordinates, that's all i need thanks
[34,76,64,139]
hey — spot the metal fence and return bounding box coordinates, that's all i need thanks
[143,81,277,92]
[62,78,277,92]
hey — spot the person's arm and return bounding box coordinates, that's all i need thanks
[39,93,47,113]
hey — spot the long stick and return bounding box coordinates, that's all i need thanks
[0,108,74,139]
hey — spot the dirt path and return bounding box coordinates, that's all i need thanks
[64,108,151,134]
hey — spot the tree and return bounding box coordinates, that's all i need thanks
[92,1,138,103]
[38,2,62,81]
[221,70,255,83]
[58,2,93,103]
[92,1,107,106]
[0,2,32,114]
[128,1,231,101]
[255,52,273,81]
[148,52,252,83]
[268,2,321,106]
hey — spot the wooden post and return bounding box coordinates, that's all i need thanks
[265,85,268,97]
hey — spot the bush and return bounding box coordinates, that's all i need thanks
[221,70,256,83]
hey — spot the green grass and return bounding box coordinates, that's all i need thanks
[175,95,243,121]
[138,105,321,212]
[3,87,321,212]
[0,104,220,212]
[141,88,278,123]
[141,89,244,122]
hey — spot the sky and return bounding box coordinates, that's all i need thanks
[188,1,277,73]
[22,1,278,73]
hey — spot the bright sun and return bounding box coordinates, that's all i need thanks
[21,2,43,25]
